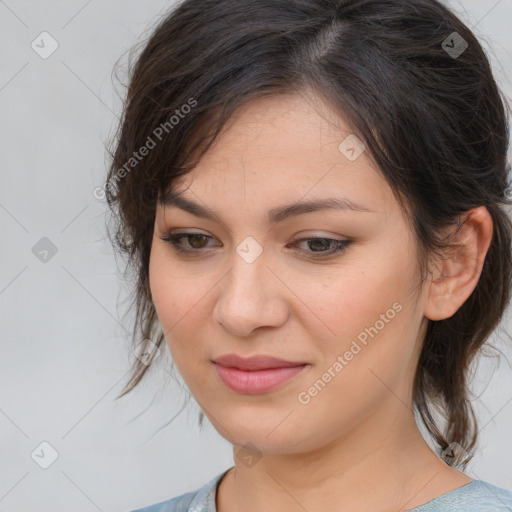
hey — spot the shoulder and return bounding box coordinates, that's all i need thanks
[408,479,512,511]
[129,469,231,512]
[463,480,512,510]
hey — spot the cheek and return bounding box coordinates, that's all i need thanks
[149,248,193,352]
[149,240,203,320]
[148,245,217,376]
[305,259,414,347]
[302,247,421,396]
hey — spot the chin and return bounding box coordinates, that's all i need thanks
[206,409,315,455]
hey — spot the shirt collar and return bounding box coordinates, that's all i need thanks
[187,467,233,512]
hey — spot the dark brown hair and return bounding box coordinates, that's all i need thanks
[105,0,512,469]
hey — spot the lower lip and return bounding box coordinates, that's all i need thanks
[213,363,308,394]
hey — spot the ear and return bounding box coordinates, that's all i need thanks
[424,206,493,321]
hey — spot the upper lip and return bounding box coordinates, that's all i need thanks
[212,354,307,371]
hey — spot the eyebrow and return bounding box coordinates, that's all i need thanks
[158,191,374,224]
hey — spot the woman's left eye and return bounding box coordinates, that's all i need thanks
[159,233,351,258]
[289,237,351,257]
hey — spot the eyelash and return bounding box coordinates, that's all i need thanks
[159,232,351,259]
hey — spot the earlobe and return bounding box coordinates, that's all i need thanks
[424,206,493,321]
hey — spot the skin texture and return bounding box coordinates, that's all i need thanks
[149,91,492,512]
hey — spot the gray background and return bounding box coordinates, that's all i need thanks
[0,1,511,511]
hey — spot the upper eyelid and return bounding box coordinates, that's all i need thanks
[164,229,347,240]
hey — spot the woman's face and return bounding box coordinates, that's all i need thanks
[149,91,430,454]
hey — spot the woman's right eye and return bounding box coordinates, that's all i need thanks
[159,233,218,255]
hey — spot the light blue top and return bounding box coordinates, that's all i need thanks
[130,468,512,512]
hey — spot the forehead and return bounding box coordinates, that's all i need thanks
[204,91,355,158]
[167,92,387,203]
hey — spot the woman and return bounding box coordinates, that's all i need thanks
[104,0,512,510]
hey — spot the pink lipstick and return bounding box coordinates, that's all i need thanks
[212,354,309,394]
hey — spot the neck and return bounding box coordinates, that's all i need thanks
[217,400,470,512]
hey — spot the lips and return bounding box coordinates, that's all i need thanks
[212,353,306,371]
[212,353,309,394]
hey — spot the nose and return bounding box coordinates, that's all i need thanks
[212,248,289,337]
